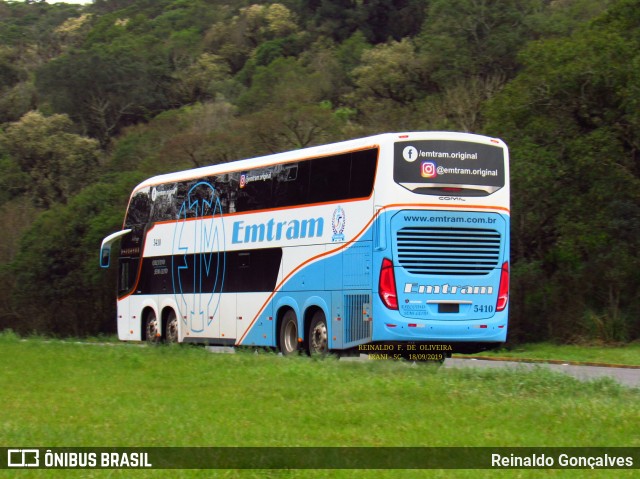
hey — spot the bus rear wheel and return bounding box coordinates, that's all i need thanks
[279,310,299,356]
[145,310,161,345]
[308,311,328,356]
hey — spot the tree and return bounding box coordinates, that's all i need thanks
[10,173,142,336]
[238,102,344,153]
[104,99,246,176]
[36,38,172,147]
[204,3,302,75]
[484,0,640,341]
[418,0,546,87]
[0,111,101,208]
[351,38,429,105]
[349,38,437,132]
[157,100,240,168]
[359,0,427,43]
[440,74,506,132]
[303,0,360,42]
[169,52,233,105]
[236,57,345,152]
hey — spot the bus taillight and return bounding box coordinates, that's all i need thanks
[379,258,398,310]
[496,262,509,312]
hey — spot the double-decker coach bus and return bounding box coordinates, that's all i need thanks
[100,132,509,356]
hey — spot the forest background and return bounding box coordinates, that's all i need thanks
[0,0,638,344]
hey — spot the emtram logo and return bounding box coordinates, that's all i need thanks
[172,181,226,334]
[331,206,346,242]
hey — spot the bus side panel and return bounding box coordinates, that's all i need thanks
[342,242,372,289]
[236,292,273,346]
[280,244,327,292]
[239,238,375,349]
[127,295,158,341]
[241,293,299,347]
[117,297,131,340]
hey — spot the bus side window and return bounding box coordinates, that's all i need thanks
[235,168,274,213]
[349,149,377,198]
[119,260,130,294]
[273,162,308,208]
[308,154,350,203]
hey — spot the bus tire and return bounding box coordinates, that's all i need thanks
[308,310,328,356]
[165,310,179,344]
[144,310,161,345]
[279,310,299,356]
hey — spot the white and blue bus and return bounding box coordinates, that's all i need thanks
[100,132,509,357]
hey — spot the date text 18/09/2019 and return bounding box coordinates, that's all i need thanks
[357,344,453,361]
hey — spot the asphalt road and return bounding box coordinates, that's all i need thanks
[206,345,640,388]
[47,341,640,388]
[443,357,640,388]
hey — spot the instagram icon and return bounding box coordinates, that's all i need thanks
[421,161,437,178]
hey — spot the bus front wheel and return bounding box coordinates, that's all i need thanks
[279,310,299,356]
[308,311,328,356]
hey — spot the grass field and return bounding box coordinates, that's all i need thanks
[1,332,638,478]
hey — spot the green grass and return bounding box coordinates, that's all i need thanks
[465,342,640,366]
[0,332,638,478]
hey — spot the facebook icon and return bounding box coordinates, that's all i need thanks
[402,146,418,162]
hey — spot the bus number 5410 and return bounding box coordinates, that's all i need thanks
[474,305,494,313]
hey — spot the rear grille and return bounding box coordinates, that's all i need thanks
[396,227,501,276]
[344,294,371,344]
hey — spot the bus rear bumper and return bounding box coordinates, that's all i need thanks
[371,307,509,344]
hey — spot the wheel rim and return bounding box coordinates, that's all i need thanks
[166,313,178,343]
[146,314,159,343]
[310,320,328,354]
[283,320,297,354]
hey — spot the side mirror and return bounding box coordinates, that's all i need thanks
[99,229,132,269]
[100,246,111,269]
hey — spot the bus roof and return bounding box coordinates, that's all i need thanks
[133,131,505,193]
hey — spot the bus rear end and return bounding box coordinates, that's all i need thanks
[372,133,510,354]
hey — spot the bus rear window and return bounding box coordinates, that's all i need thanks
[393,140,505,196]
